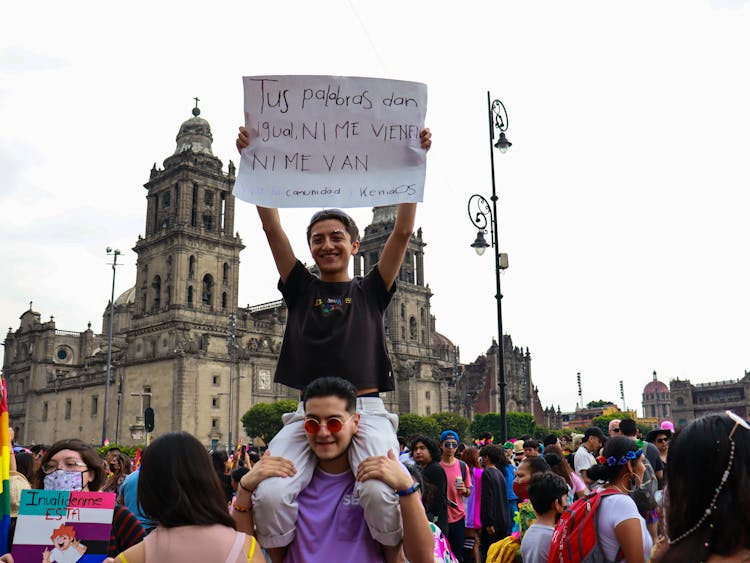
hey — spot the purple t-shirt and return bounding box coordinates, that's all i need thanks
[285,467,383,563]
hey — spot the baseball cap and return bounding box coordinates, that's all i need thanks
[440,430,459,444]
[583,427,605,441]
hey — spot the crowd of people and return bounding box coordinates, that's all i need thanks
[2,125,750,563]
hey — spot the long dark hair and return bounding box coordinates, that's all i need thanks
[586,437,639,484]
[32,439,105,491]
[543,446,573,488]
[660,413,750,563]
[138,432,235,529]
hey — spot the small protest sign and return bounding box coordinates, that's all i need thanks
[234,75,428,208]
[11,490,116,563]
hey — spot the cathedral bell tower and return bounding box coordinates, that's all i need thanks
[132,101,245,327]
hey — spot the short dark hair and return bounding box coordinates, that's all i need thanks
[523,439,541,451]
[30,444,48,455]
[15,452,34,481]
[520,456,551,475]
[231,467,249,483]
[33,439,105,491]
[543,434,559,447]
[479,444,504,466]
[410,435,441,463]
[619,418,638,437]
[139,432,235,529]
[528,472,569,514]
[307,209,359,245]
[302,377,357,412]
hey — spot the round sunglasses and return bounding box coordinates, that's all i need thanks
[304,414,354,434]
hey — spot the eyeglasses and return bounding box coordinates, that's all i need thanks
[727,410,750,440]
[442,441,458,448]
[304,414,354,434]
[42,458,88,474]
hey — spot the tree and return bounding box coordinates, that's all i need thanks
[470,412,536,442]
[586,400,615,409]
[241,400,299,442]
[507,412,536,438]
[397,413,440,441]
[429,412,470,442]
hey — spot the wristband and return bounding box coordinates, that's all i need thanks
[233,501,251,513]
[396,481,421,497]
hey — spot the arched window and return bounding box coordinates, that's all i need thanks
[153,276,161,311]
[409,316,417,340]
[223,263,229,284]
[222,292,227,309]
[187,286,194,307]
[189,256,196,279]
[202,274,213,305]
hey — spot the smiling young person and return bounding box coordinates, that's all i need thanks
[236,126,431,562]
[233,377,435,563]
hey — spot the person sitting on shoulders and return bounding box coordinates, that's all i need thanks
[236,126,432,563]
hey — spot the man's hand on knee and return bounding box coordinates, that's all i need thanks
[240,450,297,494]
[356,449,412,492]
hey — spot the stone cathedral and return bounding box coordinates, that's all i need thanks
[2,105,540,448]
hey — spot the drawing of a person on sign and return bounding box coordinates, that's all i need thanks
[42,525,87,563]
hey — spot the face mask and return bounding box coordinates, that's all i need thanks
[512,480,529,499]
[44,470,84,492]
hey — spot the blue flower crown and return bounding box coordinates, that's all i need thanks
[600,449,642,467]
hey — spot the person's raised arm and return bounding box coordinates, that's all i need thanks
[236,126,297,282]
[376,128,431,290]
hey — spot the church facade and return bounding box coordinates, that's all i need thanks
[2,105,536,448]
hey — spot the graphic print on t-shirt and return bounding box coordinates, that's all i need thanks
[313,296,352,315]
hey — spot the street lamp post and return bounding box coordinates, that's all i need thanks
[466,92,512,441]
[103,247,121,446]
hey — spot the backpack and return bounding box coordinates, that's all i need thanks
[459,460,468,483]
[548,489,624,563]
[633,455,658,511]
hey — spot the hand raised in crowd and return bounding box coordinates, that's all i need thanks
[356,449,413,492]
[238,450,296,494]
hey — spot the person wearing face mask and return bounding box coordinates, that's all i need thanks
[103,452,132,497]
[520,472,569,563]
[32,439,145,558]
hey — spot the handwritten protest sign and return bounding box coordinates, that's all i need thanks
[234,75,428,208]
[12,490,116,563]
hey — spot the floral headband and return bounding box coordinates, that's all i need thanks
[596,449,642,467]
[474,436,494,447]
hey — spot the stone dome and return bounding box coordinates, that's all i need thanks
[173,105,214,156]
[643,379,668,395]
[114,286,136,306]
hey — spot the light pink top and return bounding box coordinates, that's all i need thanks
[144,524,251,563]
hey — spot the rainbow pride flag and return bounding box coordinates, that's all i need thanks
[0,378,11,554]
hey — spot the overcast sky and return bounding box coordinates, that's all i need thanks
[2,0,750,415]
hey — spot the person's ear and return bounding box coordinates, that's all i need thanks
[351,240,360,255]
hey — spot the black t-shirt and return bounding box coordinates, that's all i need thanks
[274,260,396,391]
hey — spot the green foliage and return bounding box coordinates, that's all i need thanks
[507,412,536,438]
[96,444,141,458]
[533,425,564,441]
[469,411,536,441]
[586,400,615,409]
[241,400,299,442]
[397,413,440,440]
[429,412,470,442]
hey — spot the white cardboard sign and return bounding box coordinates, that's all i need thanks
[233,75,427,208]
